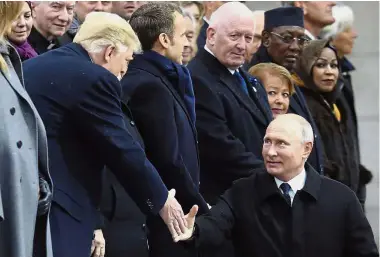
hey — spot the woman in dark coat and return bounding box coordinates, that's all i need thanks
[320,3,372,208]
[296,39,366,202]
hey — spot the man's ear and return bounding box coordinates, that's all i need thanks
[302,141,313,160]
[104,45,116,63]
[206,27,216,46]
[262,30,271,48]
[158,33,170,49]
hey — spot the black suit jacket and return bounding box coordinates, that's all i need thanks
[196,21,208,50]
[188,49,273,204]
[121,53,209,215]
[23,43,168,256]
[194,167,379,257]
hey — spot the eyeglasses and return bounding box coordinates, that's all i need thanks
[270,32,310,47]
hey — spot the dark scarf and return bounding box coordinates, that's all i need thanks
[10,40,38,61]
[141,50,196,125]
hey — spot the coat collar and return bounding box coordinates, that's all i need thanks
[197,48,272,126]
[127,53,196,131]
[257,163,321,204]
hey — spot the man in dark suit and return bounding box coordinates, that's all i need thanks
[23,12,187,257]
[122,3,209,257]
[188,1,273,206]
[175,114,379,257]
[249,7,324,175]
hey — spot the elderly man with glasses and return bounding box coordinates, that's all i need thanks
[249,7,324,176]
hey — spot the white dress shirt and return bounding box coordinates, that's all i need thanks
[274,169,306,206]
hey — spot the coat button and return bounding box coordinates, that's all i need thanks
[17,141,23,148]
[10,107,16,115]
[130,120,135,126]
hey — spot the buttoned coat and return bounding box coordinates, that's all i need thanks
[0,41,53,257]
[23,43,169,257]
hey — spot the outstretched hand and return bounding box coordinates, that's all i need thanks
[159,189,188,238]
[173,205,199,242]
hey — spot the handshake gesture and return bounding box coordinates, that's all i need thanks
[159,189,199,241]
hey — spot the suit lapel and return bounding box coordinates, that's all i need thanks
[219,70,268,127]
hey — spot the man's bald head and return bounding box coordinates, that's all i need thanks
[208,2,255,31]
[270,114,314,144]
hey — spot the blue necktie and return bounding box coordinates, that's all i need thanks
[280,183,292,206]
[234,71,249,95]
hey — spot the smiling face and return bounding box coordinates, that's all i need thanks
[32,1,75,40]
[182,16,196,65]
[312,47,339,92]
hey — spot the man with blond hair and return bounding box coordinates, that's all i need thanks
[23,12,188,257]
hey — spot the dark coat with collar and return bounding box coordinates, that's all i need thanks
[196,21,208,50]
[100,105,149,257]
[187,48,273,205]
[193,166,379,257]
[249,45,324,174]
[23,43,168,257]
[121,53,209,257]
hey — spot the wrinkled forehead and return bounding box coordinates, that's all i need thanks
[271,26,305,36]
[218,14,255,29]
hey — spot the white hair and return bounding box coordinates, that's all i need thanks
[320,4,354,39]
[300,121,314,144]
[181,8,196,28]
[208,2,255,32]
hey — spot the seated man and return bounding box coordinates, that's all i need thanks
[174,114,379,257]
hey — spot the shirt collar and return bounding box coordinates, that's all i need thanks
[274,168,306,193]
[203,16,209,24]
[204,45,236,74]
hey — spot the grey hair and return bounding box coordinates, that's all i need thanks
[181,8,196,27]
[320,4,354,39]
[300,121,314,144]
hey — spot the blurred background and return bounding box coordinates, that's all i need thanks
[245,0,379,245]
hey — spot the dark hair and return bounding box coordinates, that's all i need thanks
[129,2,183,51]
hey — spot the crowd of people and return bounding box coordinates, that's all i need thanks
[0,1,378,257]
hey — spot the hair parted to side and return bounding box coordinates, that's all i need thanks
[0,1,23,73]
[248,63,295,95]
[73,12,141,54]
[320,4,354,39]
[129,2,183,52]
